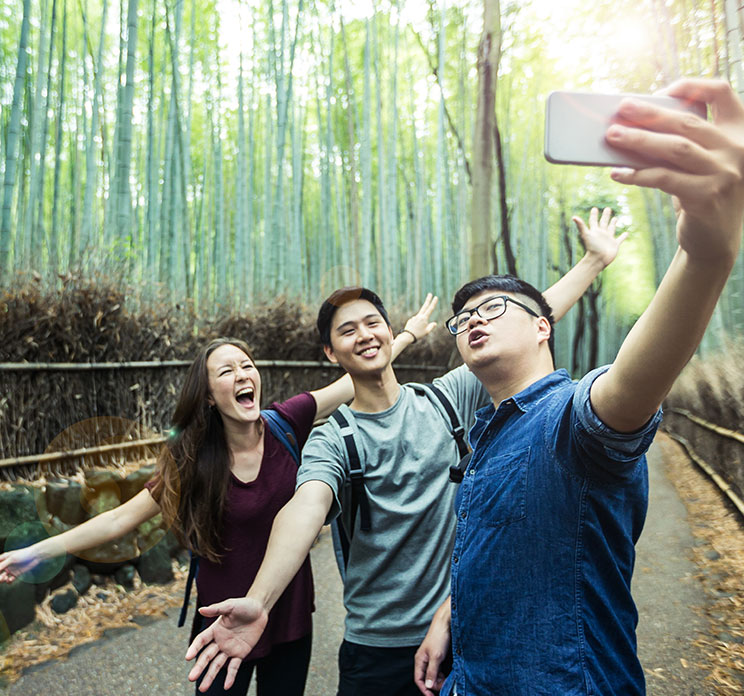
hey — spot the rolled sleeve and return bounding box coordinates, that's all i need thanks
[573,366,662,477]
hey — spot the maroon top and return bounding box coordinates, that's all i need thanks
[147,392,317,659]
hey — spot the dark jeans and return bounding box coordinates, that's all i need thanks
[196,632,312,696]
[337,640,422,696]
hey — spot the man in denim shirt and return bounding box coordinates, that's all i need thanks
[415,78,744,695]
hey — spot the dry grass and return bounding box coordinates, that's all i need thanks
[665,340,744,517]
[658,434,744,694]
[1,277,455,472]
[667,341,744,434]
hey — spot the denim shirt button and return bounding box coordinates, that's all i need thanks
[453,554,459,564]
[469,468,475,476]
[460,511,467,519]
[455,647,462,656]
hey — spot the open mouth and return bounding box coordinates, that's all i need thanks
[468,329,488,347]
[235,386,256,407]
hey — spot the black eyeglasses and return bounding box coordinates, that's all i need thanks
[445,295,540,335]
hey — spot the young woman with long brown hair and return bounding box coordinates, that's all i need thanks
[0,297,437,696]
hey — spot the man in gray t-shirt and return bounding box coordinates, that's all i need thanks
[186,211,624,695]
[298,364,486,651]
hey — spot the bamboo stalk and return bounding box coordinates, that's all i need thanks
[0,436,166,469]
[0,360,445,371]
[666,432,744,520]
[667,407,744,445]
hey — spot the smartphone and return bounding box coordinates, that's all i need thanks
[544,91,707,168]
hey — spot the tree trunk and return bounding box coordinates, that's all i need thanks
[1,0,32,279]
[50,0,68,274]
[113,0,140,243]
[724,0,744,96]
[80,0,109,258]
[493,119,516,275]
[470,0,502,278]
[340,17,360,274]
[24,0,52,267]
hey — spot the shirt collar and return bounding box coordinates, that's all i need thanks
[475,369,573,423]
[511,368,572,412]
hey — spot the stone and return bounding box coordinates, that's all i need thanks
[0,581,36,634]
[114,563,137,589]
[132,614,158,627]
[77,532,139,567]
[47,515,73,535]
[72,564,92,595]
[137,543,173,584]
[32,554,73,604]
[44,480,86,526]
[85,488,121,517]
[161,529,183,557]
[121,464,156,502]
[83,468,122,491]
[0,486,38,539]
[49,555,75,590]
[136,515,166,553]
[82,470,122,518]
[50,588,78,614]
[705,549,721,561]
[34,584,49,604]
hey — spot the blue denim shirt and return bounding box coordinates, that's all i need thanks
[442,368,662,696]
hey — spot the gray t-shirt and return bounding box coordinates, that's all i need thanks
[297,365,489,647]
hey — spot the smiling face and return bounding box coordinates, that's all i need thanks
[324,298,394,377]
[206,343,262,426]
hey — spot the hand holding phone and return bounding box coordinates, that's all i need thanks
[544,91,707,168]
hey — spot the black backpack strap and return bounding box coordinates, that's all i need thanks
[330,409,371,534]
[330,515,351,580]
[411,383,471,483]
[178,551,199,627]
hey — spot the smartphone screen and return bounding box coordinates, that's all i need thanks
[544,91,707,168]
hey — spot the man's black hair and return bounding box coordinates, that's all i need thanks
[451,275,556,354]
[317,286,391,347]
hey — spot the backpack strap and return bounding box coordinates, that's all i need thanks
[330,514,351,581]
[178,407,300,628]
[329,408,371,534]
[178,552,199,627]
[410,383,471,483]
[261,408,301,466]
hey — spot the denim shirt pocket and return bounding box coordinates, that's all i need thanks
[471,446,530,528]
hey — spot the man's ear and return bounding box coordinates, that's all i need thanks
[323,343,339,365]
[536,316,552,345]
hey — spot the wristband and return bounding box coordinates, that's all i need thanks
[401,328,417,343]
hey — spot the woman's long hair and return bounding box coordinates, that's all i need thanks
[151,337,257,562]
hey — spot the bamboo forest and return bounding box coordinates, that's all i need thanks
[2,0,744,369]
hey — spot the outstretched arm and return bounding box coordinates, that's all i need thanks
[310,294,438,420]
[0,488,160,583]
[543,207,627,322]
[591,79,744,433]
[186,480,333,691]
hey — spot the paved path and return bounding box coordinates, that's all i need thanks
[633,439,711,694]
[2,440,714,695]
